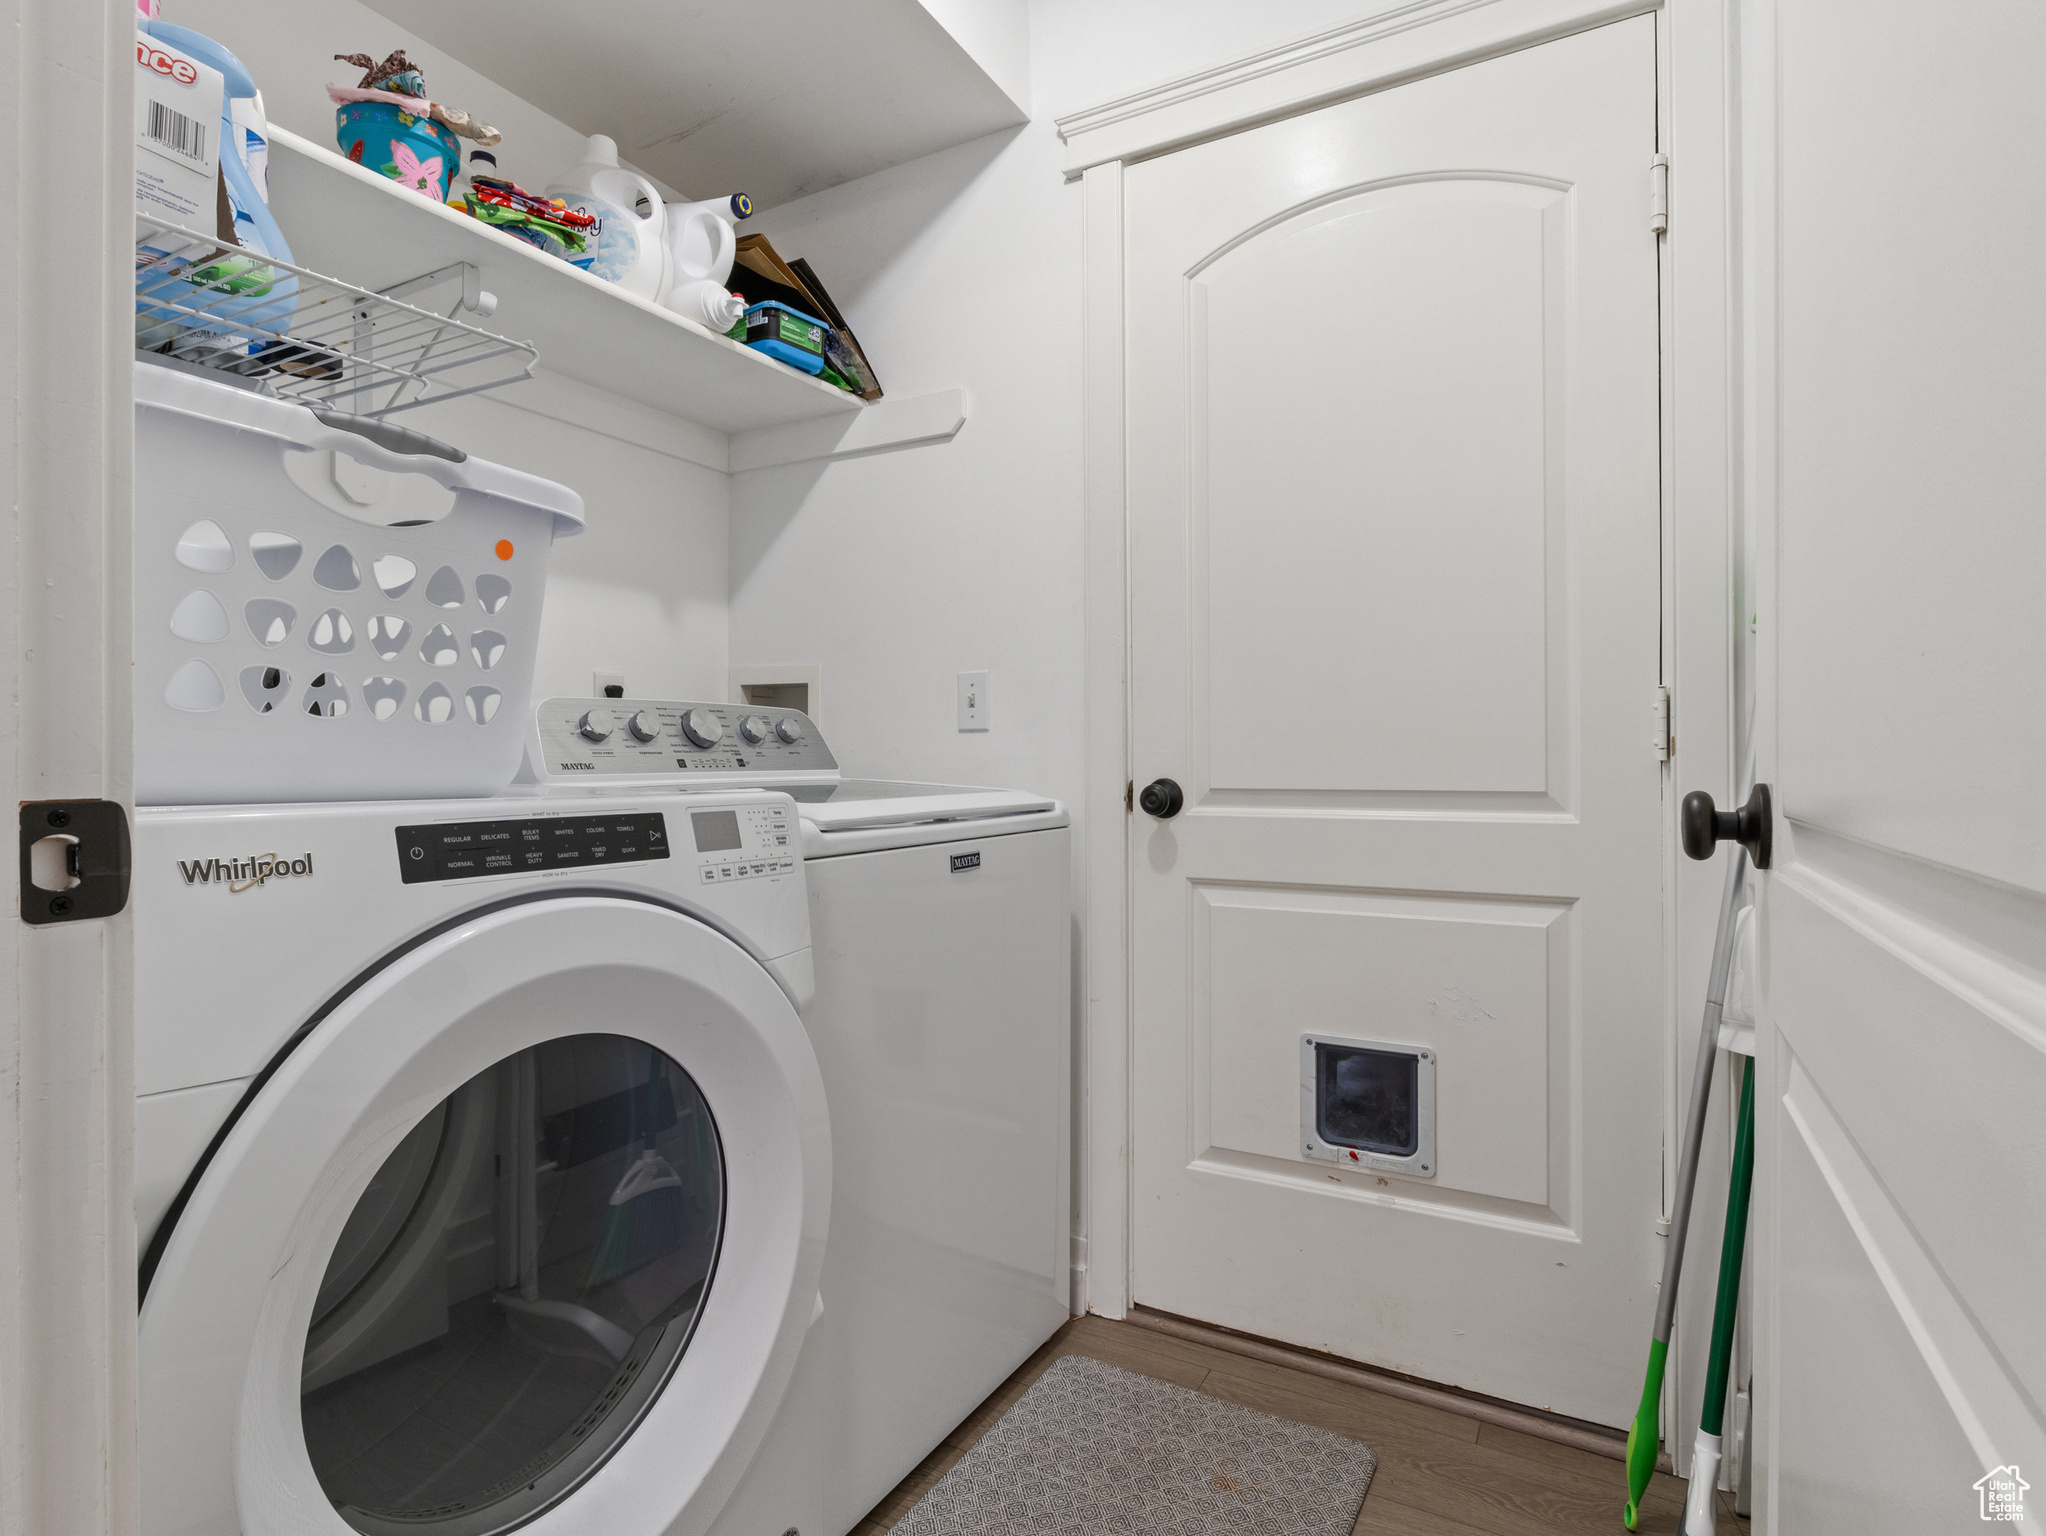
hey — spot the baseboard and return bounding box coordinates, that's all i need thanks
[1123,1306,1673,1472]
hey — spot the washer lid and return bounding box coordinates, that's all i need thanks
[789,780,1057,833]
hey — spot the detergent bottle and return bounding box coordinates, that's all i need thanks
[659,193,752,331]
[136,3,297,355]
[545,135,668,300]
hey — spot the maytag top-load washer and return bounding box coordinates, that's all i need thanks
[525,698,1072,1536]
[135,787,830,1536]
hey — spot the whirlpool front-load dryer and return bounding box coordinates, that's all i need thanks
[134,789,829,1536]
[524,699,1072,1535]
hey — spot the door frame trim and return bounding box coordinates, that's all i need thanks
[1,2,139,1531]
[1058,0,1655,175]
[1075,0,1740,1483]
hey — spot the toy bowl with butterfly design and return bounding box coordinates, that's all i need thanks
[136,359,583,805]
[335,100,460,201]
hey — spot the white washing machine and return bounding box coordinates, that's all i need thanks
[525,700,1073,1536]
[134,788,832,1536]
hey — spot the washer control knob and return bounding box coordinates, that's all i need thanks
[739,714,771,744]
[577,708,615,743]
[679,708,724,748]
[627,710,661,742]
[775,716,805,744]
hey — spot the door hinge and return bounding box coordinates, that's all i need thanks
[1650,153,1669,234]
[1653,687,1672,762]
[1125,779,1134,813]
[19,800,131,924]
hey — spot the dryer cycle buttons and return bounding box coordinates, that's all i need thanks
[698,857,797,885]
[396,813,669,883]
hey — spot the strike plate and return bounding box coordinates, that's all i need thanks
[19,800,131,924]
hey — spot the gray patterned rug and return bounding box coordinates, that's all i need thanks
[895,1354,1377,1535]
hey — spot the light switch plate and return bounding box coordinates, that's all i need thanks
[957,670,989,731]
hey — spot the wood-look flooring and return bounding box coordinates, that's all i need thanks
[853,1315,1751,1536]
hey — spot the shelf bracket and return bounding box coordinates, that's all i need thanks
[728,388,968,473]
[378,261,498,318]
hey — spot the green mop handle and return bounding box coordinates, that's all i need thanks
[1625,844,1748,1529]
[1699,1056,1756,1442]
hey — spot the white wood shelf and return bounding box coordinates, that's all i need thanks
[263,126,864,434]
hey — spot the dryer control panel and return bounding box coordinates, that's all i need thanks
[528,697,837,782]
[395,811,670,883]
[684,802,798,886]
[393,800,799,886]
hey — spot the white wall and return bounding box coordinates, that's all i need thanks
[730,120,1082,793]
[1030,0,1391,116]
[168,0,731,702]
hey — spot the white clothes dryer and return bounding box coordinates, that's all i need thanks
[792,779,1071,1536]
[524,700,1072,1536]
[135,789,829,1536]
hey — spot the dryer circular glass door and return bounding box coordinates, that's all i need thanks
[139,897,829,1536]
[300,1035,725,1532]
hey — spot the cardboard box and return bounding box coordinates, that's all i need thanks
[135,32,222,231]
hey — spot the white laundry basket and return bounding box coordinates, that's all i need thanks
[135,361,584,805]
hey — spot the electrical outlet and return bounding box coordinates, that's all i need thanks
[592,671,625,699]
[957,670,989,732]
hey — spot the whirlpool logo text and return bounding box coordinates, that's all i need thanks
[177,853,314,894]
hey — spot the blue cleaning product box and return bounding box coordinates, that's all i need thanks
[726,301,829,375]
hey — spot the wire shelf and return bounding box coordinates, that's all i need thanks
[134,214,537,417]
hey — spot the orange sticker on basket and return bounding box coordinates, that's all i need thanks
[495,540,514,560]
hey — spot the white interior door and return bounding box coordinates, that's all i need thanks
[1750,1,2046,1526]
[1125,17,1663,1422]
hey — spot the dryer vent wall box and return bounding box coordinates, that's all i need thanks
[732,664,822,722]
[133,691,1068,1536]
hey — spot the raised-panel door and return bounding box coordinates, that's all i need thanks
[1125,16,1663,1420]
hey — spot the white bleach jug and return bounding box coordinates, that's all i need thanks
[659,193,752,331]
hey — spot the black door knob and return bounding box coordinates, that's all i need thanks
[1138,778,1184,819]
[1680,782,1773,868]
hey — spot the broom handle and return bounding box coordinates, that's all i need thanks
[1654,844,1748,1344]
